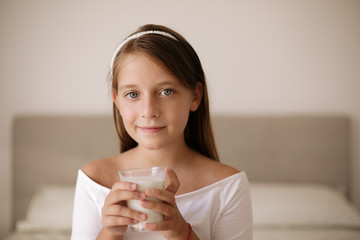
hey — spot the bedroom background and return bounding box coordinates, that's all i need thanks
[0,0,359,238]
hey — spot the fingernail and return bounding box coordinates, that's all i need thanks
[141,200,148,207]
[140,214,147,220]
[139,192,146,199]
[132,219,138,224]
[131,183,137,190]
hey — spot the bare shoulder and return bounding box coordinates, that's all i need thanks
[82,156,120,189]
[190,154,240,191]
[207,159,240,180]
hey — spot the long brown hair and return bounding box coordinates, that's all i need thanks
[110,24,219,162]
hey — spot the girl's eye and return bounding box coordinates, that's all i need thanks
[161,89,174,96]
[126,92,138,99]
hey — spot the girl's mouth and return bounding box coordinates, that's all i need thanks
[139,126,165,134]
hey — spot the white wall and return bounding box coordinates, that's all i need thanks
[1,0,360,237]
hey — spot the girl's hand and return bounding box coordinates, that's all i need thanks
[141,167,190,240]
[99,182,147,238]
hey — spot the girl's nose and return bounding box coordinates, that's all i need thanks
[141,95,159,119]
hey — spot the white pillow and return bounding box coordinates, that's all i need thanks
[250,182,360,228]
[16,184,75,233]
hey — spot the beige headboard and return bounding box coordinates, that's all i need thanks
[12,114,350,227]
[12,115,119,226]
[211,115,350,188]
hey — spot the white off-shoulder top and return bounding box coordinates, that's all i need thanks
[71,169,252,240]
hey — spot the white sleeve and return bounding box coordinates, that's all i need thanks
[71,170,105,240]
[213,174,253,240]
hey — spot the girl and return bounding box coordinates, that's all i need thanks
[72,24,252,240]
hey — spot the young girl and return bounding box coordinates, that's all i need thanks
[72,24,252,240]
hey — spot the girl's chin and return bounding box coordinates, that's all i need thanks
[137,141,167,151]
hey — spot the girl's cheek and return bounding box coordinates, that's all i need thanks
[119,104,135,116]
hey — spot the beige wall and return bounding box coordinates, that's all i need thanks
[1,0,360,237]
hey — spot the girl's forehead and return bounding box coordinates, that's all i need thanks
[118,52,161,72]
[116,52,180,83]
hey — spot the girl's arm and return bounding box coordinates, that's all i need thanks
[97,228,123,240]
[72,171,104,239]
[213,175,253,240]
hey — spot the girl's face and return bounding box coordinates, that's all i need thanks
[113,53,202,151]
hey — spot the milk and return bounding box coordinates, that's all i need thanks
[124,176,165,232]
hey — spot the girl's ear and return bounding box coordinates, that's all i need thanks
[190,82,203,111]
[112,91,120,110]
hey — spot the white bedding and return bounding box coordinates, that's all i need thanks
[3,232,70,240]
[251,182,360,240]
[4,185,74,240]
[5,182,360,240]
[254,228,360,240]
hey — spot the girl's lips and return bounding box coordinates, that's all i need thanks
[139,126,165,134]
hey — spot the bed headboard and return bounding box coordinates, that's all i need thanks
[12,115,119,226]
[212,115,350,188]
[12,114,350,227]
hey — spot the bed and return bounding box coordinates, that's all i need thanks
[6,114,360,239]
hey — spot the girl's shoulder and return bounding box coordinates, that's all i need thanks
[199,158,240,185]
[82,155,122,189]
[179,153,240,194]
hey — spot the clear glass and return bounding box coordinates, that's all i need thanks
[118,166,165,232]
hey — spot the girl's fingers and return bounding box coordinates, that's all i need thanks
[106,190,146,205]
[105,182,147,205]
[140,199,174,217]
[143,221,171,231]
[102,215,139,228]
[111,181,137,192]
[145,188,175,205]
[164,167,180,194]
[103,204,147,222]
[102,181,148,224]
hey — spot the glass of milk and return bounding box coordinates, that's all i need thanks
[118,166,165,232]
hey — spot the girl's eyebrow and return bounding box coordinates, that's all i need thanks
[156,80,180,86]
[118,84,138,90]
[118,80,180,90]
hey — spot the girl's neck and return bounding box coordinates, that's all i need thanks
[130,139,194,169]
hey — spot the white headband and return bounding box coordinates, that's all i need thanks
[110,30,178,76]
